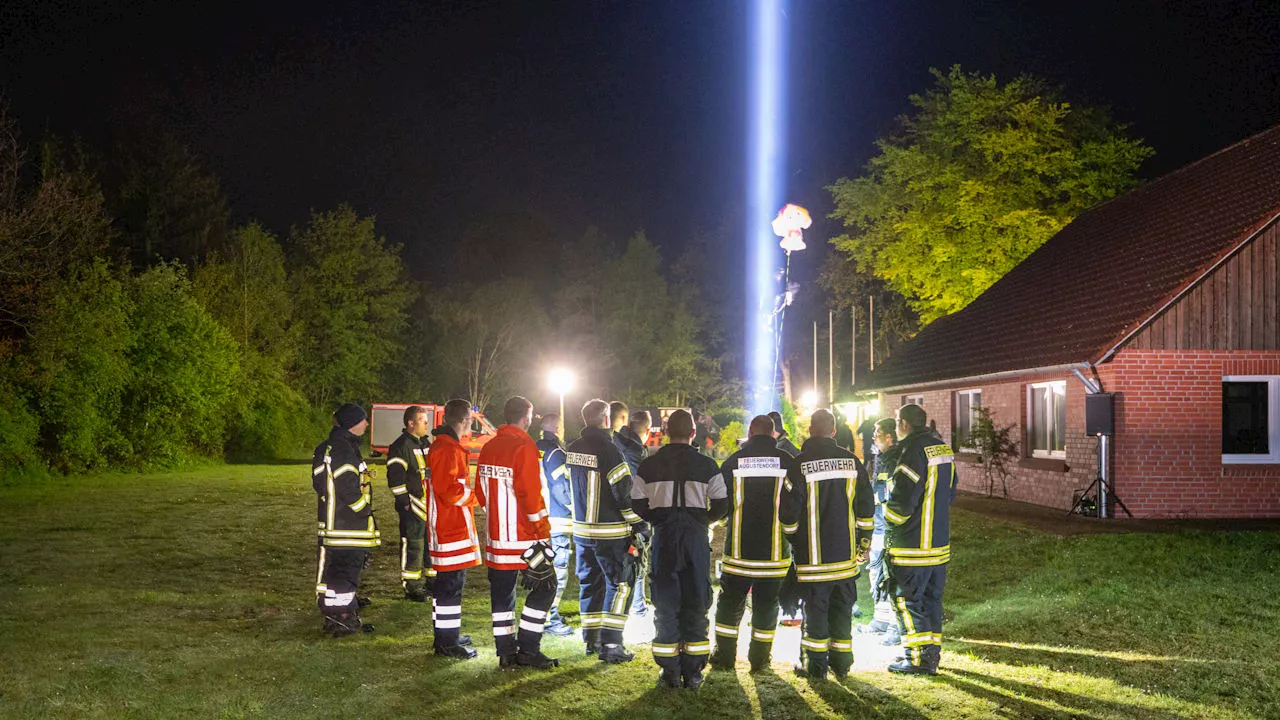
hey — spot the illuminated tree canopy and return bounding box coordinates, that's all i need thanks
[827,66,1154,324]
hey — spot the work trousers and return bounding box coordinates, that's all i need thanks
[318,547,366,618]
[712,574,782,668]
[432,568,468,649]
[800,578,857,675]
[397,508,433,595]
[867,531,894,626]
[575,538,633,646]
[889,562,947,667]
[488,567,557,656]
[649,520,712,678]
[548,532,572,625]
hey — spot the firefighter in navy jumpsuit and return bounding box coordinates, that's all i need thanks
[385,406,434,601]
[790,409,875,679]
[536,414,575,636]
[709,415,804,672]
[883,404,958,675]
[631,410,728,690]
[566,399,646,663]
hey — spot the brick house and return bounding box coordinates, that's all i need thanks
[858,126,1280,518]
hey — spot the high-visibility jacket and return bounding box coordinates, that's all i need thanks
[312,427,381,548]
[537,430,574,534]
[386,431,429,521]
[789,437,875,582]
[427,425,482,571]
[871,443,902,534]
[631,443,729,526]
[884,429,957,567]
[717,435,804,579]
[477,424,552,569]
[565,427,643,543]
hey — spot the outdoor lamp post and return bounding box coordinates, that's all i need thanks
[547,367,576,439]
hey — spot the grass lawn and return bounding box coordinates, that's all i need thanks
[1,464,1278,719]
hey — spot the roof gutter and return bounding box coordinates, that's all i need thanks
[864,362,1092,394]
[1095,211,1280,365]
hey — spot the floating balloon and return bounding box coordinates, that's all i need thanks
[772,203,811,253]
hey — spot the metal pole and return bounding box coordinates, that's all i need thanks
[828,309,834,404]
[869,296,875,371]
[812,321,818,402]
[1100,434,1109,519]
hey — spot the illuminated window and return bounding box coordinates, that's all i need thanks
[1223,376,1280,464]
[954,389,982,451]
[903,395,923,407]
[1027,381,1066,459]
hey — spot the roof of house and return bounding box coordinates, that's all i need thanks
[861,123,1280,391]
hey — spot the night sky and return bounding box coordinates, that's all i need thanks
[4,0,1280,290]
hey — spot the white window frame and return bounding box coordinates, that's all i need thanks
[1027,381,1067,459]
[955,389,982,452]
[1222,375,1280,464]
[903,395,923,407]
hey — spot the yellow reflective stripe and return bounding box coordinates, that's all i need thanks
[888,545,950,557]
[652,643,680,657]
[620,508,642,524]
[722,557,792,569]
[349,494,369,512]
[684,642,711,655]
[715,623,740,637]
[890,554,950,566]
[323,537,380,548]
[387,457,409,469]
[922,465,938,548]
[781,522,799,534]
[324,529,379,538]
[571,522,630,539]
[751,630,775,641]
[731,474,744,557]
[801,637,830,650]
[390,484,408,495]
[831,640,853,651]
[772,476,783,562]
[894,465,920,482]
[332,464,358,479]
[883,506,909,525]
[856,519,874,529]
[606,463,629,485]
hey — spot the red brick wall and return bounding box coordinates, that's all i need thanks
[880,372,1099,512]
[1097,350,1280,518]
[880,350,1280,519]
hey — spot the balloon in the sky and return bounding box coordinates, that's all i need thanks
[772,203,812,253]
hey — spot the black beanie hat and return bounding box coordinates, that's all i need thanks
[334,403,367,430]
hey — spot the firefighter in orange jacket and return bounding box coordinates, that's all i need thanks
[427,399,483,659]
[477,396,560,669]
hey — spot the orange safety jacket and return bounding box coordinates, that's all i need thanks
[427,425,482,571]
[477,424,552,569]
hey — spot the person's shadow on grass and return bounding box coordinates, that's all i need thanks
[939,668,1185,720]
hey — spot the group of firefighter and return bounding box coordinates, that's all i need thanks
[312,393,955,688]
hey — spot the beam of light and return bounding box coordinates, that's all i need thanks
[745,0,788,418]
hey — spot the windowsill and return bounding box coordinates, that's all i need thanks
[955,452,981,464]
[1019,457,1069,472]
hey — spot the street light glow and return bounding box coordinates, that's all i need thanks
[547,367,576,396]
[800,389,819,410]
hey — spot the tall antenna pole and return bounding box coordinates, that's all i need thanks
[828,309,834,404]
[869,295,875,371]
[812,321,818,402]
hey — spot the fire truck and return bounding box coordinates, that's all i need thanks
[368,402,497,464]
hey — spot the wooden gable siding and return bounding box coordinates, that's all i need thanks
[1125,220,1279,351]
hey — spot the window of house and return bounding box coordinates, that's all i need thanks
[1223,376,1280,464]
[955,389,982,451]
[1027,381,1066,458]
[903,395,923,407]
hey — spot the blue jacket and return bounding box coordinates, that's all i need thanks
[537,430,573,534]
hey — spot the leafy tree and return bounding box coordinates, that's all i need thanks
[817,255,919,370]
[290,206,413,408]
[194,224,311,459]
[433,278,548,414]
[123,263,241,462]
[24,259,134,471]
[0,108,111,352]
[111,135,230,266]
[828,66,1153,323]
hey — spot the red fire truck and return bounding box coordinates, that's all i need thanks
[369,402,497,464]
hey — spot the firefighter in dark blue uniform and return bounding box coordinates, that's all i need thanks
[631,409,729,690]
[611,401,650,617]
[859,418,901,638]
[385,405,434,602]
[790,409,875,680]
[566,399,646,663]
[312,403,380,636]
[883,403,957,675]
[536,413,575,636]
[709,415,805,672]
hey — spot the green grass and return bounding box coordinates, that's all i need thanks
[1,465,1277,719]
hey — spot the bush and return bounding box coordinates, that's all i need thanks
[123,263,240,465]
[0,374,46,482]
[25,259,134,471]
[716,421,744,456]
